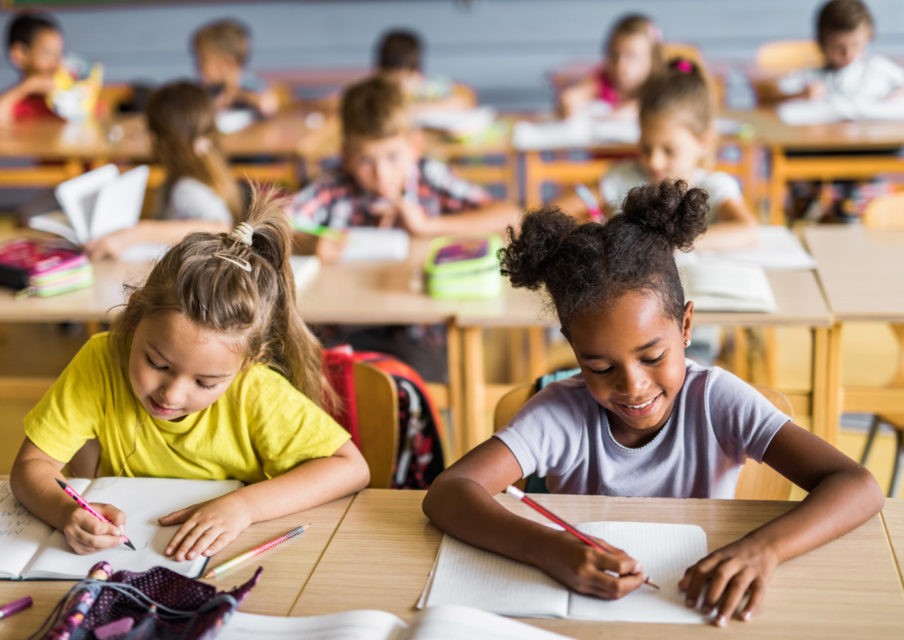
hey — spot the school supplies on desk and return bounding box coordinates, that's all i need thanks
[218,605,572,640]
[414,106,496,141]
[513,116,640,150]
[505,485,659,590]
[28,164,150,250]
[343,227,410,262]
[0,477,240,580]
[679,260,777,313]
[0,238,94,296]
[423,234,503,300]
[420,516,707,623]
[0,595,32,620]
[204,523,310,579]
[574,184,604,222]
[687,225,817,270]
[777,97,904,125]
[56,479,136,551]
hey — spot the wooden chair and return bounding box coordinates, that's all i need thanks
[494,382,792,500]
[352,361,400,489]
[754,40,823,75]
[858,192,904,496]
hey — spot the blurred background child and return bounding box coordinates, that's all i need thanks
[0,12,63,122]
[191,18,280,117]
[374,28,476,114]
[86,81,243,259]
[557,13,663,119]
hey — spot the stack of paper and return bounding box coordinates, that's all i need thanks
[777,98,904,125]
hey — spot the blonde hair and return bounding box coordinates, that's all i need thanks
[640,57,714,138]
[111,188,333,408]
[146,81,244,221]
[341,75,410,143]
[605,14,664,70]
[192,18,250,67]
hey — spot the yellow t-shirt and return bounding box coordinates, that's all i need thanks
[25,332,350,482]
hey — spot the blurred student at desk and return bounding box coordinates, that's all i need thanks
[287,75,518,380]
[191,18,280,118]
[0,12,62,123]
[374,28,476,116]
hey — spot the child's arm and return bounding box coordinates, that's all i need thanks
[235,86,280,118]
[551,184,605,222]
[423,438,648,599]
[693,197,759,252]
[387,198,521,237]
[680,421,883,627]
[0,75,56,123]
[85,219,231,259]
[558,76,598,119]
[11,439,128,554]
[158,440,369,561]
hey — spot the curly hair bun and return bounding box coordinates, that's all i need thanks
[499,207,578,290]
[620,179,708,252]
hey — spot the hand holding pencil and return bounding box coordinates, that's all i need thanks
[56,478,136,553]
[506,485,658,596]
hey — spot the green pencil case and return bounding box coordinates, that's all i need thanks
[423,235,503,300]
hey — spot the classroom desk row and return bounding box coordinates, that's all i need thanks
[1,490,902,640]
[2,225,904,461]
[1,107,903,222]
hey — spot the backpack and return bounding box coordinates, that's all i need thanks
[323,346,446,489]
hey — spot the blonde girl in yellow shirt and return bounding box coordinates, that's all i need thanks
[11,190,370,561]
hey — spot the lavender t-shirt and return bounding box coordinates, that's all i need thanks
[495,361,788,499]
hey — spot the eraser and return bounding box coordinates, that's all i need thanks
[94,616,134,640]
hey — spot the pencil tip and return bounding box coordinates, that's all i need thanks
[55,478,66,489]
[646,579,661,590]
[124,540,136,551]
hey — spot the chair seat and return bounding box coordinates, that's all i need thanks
[875,414,904,431]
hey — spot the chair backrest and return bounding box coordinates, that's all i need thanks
[352,361,399,489]
[755,40,824,74]
[862,191,904,230]
[493,382,793,500]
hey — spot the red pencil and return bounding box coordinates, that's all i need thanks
[505,485,659,590]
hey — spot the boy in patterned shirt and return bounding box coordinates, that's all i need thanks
[289,75,518,261]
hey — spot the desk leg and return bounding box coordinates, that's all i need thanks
[446,320,464,462]
[523,151,542,208]
[812,323,842,444]
[461,326,487,459]
[768,145,786,225]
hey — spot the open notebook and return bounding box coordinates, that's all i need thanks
[420,521,708,624]
[0,477,241,580]
[679,260,777,313]
[218,605,571,640]
[29,164,149,246]
[777,97,904,125]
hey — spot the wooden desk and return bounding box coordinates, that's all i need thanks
[292,489,904,639]
[0,495,353,640]
[743,110,904,224]
[0,108,319,190]
[882,498,904,587]
[804,226,904,447]
[455,268,835,452]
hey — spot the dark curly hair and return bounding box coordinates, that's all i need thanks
[499,180,708,331]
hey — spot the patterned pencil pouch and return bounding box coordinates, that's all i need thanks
[31,561,261,640]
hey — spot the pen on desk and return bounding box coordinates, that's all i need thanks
[574,184,605,222]
[55,478,136,550]
[0,596,32,620]
[204,523,310,579]
[505,485,659,590]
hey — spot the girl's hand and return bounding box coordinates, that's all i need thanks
[679,538,778,627]
[84,227,136,260]
[158,494,251,562]
[803,81,826,100]
[536,531,647,600]
[63,502,127,555]
[314,234,348,263]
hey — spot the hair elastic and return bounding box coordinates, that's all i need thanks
[230,222,254,247]
[675,59,693,74]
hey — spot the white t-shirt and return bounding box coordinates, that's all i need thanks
[494,362,788,499]
[778,54,904,100]
[161,177,232,224]
[600,161,741,222]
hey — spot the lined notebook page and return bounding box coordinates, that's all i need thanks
[24,477,242,579]
[568,521,708,623]
[423,535,568,617]
[218,610,402,640]
[407,605,573,640]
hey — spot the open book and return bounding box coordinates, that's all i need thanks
[679,260,777,313]
[218,605,571,640]
[28,164,150,251]
[420,521,707,624]
[777,97,904,125]
[0,477,241,580]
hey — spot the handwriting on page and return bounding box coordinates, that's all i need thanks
[0,481,40,537]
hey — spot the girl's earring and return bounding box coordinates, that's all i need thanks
[193,136,212,156]
[684,339,691,348]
